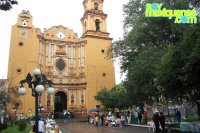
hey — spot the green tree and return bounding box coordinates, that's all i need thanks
[0,87,19,117]
[0,90,9,117]
[0,0,18,11]
[156,23,200,119]
[110,0,200,116]
[95,83,129,110]
[125,46,165,106]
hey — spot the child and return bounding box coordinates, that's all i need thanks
[104,118,110,126]
[95,114,99,126]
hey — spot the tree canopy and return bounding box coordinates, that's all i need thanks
[95,83,129,110]
[0,0,18,11]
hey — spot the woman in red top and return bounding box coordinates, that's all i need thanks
[143,111,147,124]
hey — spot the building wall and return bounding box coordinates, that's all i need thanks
[84,37,115,110]
[7,10,40,115]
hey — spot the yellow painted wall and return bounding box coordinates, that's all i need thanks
[84,38,115,110]
[7,11,40,115]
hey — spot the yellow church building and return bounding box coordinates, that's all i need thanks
[7,0,115,117]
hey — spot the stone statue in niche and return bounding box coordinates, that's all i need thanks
[71,94,74,104]
[81,94,84,104]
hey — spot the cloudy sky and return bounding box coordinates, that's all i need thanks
[0,0,129,84]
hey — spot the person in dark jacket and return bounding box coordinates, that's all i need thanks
[159,112,166,133]
[153,111,160,133]
[176,110,181,123]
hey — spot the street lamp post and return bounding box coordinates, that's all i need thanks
[18,68,54,133]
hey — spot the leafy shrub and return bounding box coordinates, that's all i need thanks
[18,119,27,131]
[187,115,198,122]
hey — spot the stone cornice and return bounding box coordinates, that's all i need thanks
[17,25,32,29]
[37,34,87,45]
[81,10,107,22]
[82,35,112,40]
[81,30,112,40]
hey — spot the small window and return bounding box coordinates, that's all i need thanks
[16,68,22,74]
[102,73,106,77]
[101,49,105,53]
[18,42,23,46]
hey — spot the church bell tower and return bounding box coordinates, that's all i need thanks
[80,0,115,110]
[81,0,109,38]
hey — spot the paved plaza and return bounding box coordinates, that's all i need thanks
[57,121,153,133]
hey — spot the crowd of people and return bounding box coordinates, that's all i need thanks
[88,108,182,133]
[89,109,147,127]
[91,111,126,127]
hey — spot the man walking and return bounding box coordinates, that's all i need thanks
[153,110,160,133]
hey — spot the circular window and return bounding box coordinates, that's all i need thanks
[56,59,65,71]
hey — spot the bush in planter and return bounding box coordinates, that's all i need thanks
[18,119,27,131]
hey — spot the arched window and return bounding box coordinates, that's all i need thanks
[94,2,98,10]
[13,102,20,111]
[95,19,100,31]
[84,21,87,32]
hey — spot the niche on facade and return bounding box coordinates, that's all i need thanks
[81,94,84,105]
[47,100,51,107]
[94,2,98,10]
[71,94,74,104]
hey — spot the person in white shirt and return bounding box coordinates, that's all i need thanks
[38,119,45,133]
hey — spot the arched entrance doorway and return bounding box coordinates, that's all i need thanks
[54,91,67,118]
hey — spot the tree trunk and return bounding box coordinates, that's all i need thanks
[167,100,171,122]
